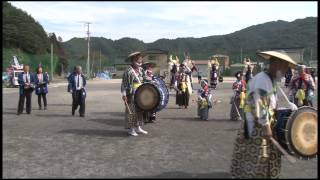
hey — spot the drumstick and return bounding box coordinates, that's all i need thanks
[233,100,243,121]
[124,100,133,115]
[270,137,297,163]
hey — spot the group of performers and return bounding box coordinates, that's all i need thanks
[17,65,49,115]
[287,65,316,107]
[14,50,316,178]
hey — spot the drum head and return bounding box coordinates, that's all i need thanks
[135,83,160,111]
[286,106,318,158]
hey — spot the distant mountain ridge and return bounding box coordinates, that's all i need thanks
[63,17,317,64]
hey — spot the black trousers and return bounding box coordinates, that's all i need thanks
[176,91,190,107]
[72,89,85,115]
[17,89,33,114]
[38,94,47,108]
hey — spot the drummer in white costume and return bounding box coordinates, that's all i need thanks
[230,51,297,178]
[121,52,148,136]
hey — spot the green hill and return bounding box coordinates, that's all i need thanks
[3,1,49,54]
[3,2,67,73]
[63,17,317,64]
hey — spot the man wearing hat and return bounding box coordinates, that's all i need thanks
[230,51,298,178]
[288,65,315,107]
[229,71,246,121]
[121,52,148,136]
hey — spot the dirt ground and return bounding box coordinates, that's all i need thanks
[2,78,317,178]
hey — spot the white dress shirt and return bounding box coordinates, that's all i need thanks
[24,73,30,83]
[74,74,84,90]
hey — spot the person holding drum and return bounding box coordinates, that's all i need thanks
[229,71,246,121]
[289,65,316,107]
[230,51,298,178]
[174,64,192,109]
[121,52,148,136]
[142,62,157,123]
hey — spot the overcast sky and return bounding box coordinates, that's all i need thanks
[9,1,317,43]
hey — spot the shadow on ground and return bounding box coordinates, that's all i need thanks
[47,103,71,107]
[3,111,18,115]
[58,129,127,137]
[36,114,73,118]
[161,117,233,122]
[88,112,124,117]
[88,118,123,127]
[128,171,231,179]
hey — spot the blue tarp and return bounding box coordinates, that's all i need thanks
[96,72,111,80]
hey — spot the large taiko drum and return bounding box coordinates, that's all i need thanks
[134,76,169,112]
[274,106,318,159]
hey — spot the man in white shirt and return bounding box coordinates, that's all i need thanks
[68,65,87,117]
[17,65,35,115]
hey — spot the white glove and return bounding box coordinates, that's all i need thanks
[288,102,298,111]
[70,90,73,94]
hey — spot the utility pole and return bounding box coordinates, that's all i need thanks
[83,22,92,78]
[87,22,91,78]
[51,43,53,80]
[48,33,54,81]
[99,49,101,73]
[91,51,95,76]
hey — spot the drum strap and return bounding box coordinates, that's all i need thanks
[131,67,142,84]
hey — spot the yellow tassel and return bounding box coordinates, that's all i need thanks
[133,82,141,89]
[295,89,305,106]
[239,92,246,108]
[200,99,208,109]
[181,82,187,93]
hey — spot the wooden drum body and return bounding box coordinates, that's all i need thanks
[134,77,169,112]
[275,106,318,159]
